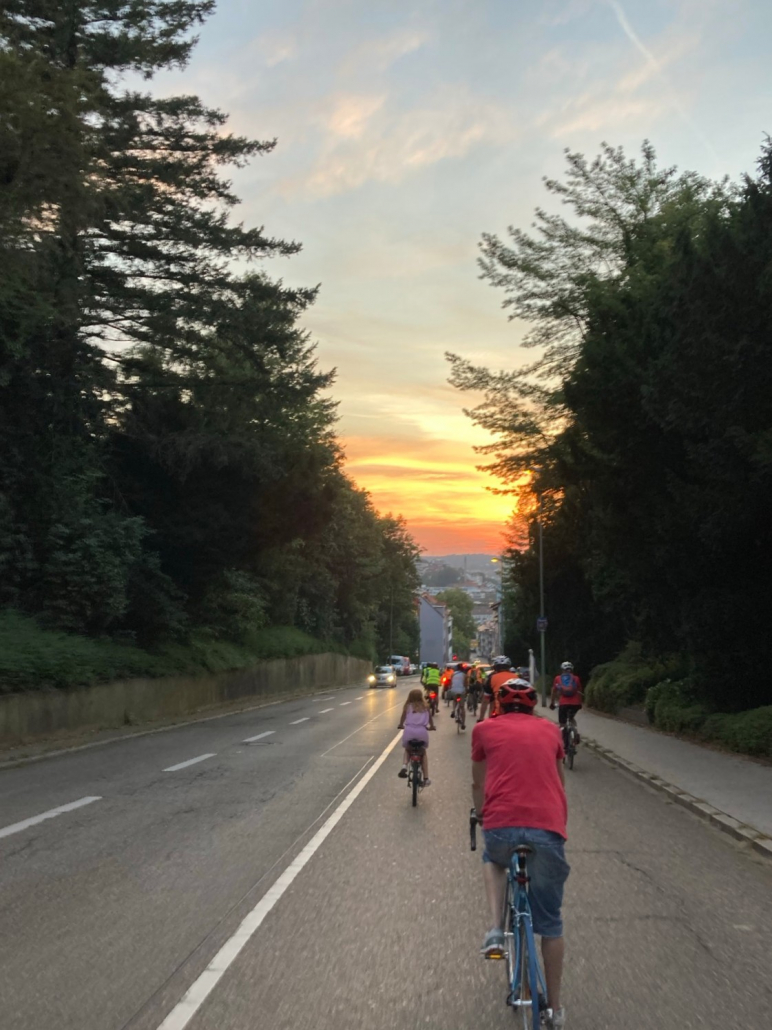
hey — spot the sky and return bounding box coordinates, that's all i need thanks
[152,0,772,555]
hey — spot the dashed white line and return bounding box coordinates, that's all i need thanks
[318,708,334,714]
[0,796,102,841]
[316,697,335,702]
[243,731,275,743]
[354,696,364,700]
[290,718,309,725]
[339,701,352,706]
[154,730,402,1030]
[163,754,216,773]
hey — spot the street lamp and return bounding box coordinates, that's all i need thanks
[529,468,548,708]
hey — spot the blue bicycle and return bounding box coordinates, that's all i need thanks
[470,811,550,1029]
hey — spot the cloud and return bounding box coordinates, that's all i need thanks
[324,93,387,139]
[341,27,429,74]
[342,432,516,552]
[285,85,517,198]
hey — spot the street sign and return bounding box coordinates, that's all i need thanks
[536,617,548,632]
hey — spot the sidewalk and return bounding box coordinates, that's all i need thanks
[550,707,772,845]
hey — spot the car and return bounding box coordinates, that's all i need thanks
[389,655,410,676]
[368,665,398,688]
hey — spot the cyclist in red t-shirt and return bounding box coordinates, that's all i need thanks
[550,661,583,746]
[471,679,569,1029]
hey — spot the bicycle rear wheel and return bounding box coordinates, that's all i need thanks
[411,766,421,806]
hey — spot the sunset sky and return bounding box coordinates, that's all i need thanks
[153,0,771,554]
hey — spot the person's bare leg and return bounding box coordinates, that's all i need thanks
[482,863,508,929]
[541,936,564,1011]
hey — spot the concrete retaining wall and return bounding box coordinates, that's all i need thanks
[0,653,372,746]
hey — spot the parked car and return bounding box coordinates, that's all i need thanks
[368,665,398,688]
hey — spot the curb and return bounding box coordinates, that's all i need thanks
[584,737,772,863]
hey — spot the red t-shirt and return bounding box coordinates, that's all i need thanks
[471,713,567,839]
[553,673,582,706]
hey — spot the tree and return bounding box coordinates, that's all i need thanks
[451,140,772,711]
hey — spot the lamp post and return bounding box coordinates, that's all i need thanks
[538,490,547,707]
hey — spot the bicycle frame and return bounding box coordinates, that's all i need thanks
[506,852,548,1028]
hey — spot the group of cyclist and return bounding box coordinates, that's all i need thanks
[419,656,583,745]
[416,653,583,1030]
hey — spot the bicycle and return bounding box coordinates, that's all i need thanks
[562,718,578,771]
[452,694,466,732]
[467,689,480,717]
[405,739,426,806]
[470,810,551,1029]
[425,690,439,717]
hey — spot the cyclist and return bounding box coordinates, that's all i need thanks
[550,662,583,746]
[448,662,467,728]
[477,655,515,720]
[471,679,569,1029]
[422,662,441,713]
[421,662,440,688]
[397,688,436,784]
[466,663,483,713]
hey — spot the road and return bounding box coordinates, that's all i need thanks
[2,679,771,1030]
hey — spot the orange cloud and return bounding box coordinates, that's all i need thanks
[343,433,517,555]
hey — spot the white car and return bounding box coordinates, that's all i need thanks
[368,665,398,688]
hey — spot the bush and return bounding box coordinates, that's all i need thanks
[585,642,688,714]
[699,707,772,758]
[647,680,709,733]
[0,611,352,693]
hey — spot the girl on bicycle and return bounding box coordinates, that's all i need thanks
[397,688,436,784]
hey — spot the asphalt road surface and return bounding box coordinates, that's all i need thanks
[2,680,771,1030]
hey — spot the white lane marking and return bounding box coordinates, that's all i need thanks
[155,730,402,1030]
[316,697,335,702]
[318,708,334,714]
[0,796,102,841]
[242,731,275,743]
[290,718,309,725]
[339,701,352,706]
[320,700,403,758]
[355,696,364,700]
[163,754,216,773]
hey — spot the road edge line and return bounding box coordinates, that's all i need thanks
[584,738,772,861]
[155,730,403,1030]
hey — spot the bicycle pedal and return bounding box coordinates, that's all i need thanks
[484,950,505,961]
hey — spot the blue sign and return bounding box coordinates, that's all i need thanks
[536,617,548,632]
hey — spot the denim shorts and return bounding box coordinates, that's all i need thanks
[482,827,570,938]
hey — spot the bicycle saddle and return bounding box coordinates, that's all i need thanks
[514,845,534,856]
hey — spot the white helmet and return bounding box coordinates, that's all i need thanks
[560,661,574,671]
[492,655,512,669]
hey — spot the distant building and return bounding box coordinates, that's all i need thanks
[419,594,453,665]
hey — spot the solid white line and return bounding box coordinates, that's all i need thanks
[290,718,309,725]
[242,731,275,743]
[318,708,334,714]
[155,730,402,1030]
[339,701,352,706]
[316,697,335,702]
[0,796,102,841]
[163,754,216,773]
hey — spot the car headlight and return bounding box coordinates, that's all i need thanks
[368,675,376,682]
[387,675,395,682]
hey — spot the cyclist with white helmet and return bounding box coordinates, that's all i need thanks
[550,662,583,745]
